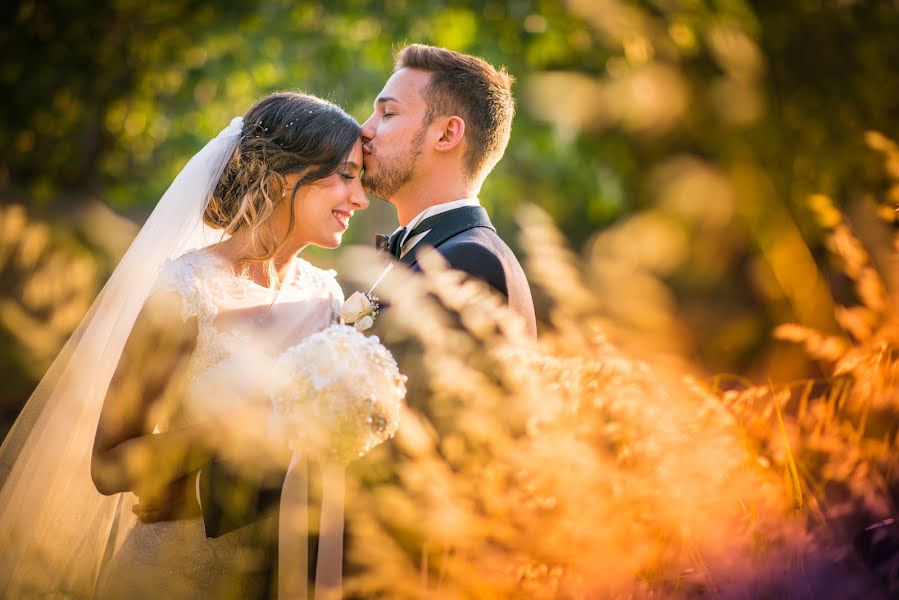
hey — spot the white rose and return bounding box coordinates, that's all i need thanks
[340,291,372,323]
[354,315,375,332]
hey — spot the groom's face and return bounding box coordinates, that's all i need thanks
[361,68,432,201]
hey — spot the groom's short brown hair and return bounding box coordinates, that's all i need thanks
[396,44,515,184]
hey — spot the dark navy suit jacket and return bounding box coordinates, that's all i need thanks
[396,205,537,338]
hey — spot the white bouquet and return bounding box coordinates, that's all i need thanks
[268,324,406,462]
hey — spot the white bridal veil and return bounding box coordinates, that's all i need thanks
[0,117,243,597]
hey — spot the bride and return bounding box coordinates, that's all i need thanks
[0,91,400,599]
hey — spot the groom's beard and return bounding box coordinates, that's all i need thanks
[362,125,427,200]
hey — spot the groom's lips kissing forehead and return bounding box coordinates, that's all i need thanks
[362,149,377,175]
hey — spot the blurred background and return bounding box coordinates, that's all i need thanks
[1,0,898,438]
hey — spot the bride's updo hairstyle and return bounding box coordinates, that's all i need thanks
[206,91,360,261]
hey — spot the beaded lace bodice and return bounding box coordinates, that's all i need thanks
[96,250,346,599]
[152,249,344,424]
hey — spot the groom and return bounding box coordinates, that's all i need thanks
[361,43,537,337]
[195,44,537,594]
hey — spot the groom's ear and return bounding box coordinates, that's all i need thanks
[433,115,465,153]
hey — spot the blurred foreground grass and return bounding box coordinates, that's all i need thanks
[329,132,899,598]
[1,143,898,598]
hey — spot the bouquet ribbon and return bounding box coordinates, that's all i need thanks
[278,453,345,599]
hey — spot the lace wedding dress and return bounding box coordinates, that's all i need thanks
[94,248,344,599]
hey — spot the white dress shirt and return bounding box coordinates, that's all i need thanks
[394,197,481,258]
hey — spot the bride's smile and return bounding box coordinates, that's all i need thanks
[331,208,353,231]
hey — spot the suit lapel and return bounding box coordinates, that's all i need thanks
[400,206,496,269]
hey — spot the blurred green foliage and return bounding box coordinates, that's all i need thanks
[1,0,898,381]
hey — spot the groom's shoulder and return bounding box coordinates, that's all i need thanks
[438,227,527,291]
[439,230,504,279]
[440,226,514,264]
[437,226,537,336]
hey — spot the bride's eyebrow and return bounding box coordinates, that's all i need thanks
[341,161,361,172]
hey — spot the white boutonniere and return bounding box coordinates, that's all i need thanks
[340,291,380,332]
[340,262,394,332]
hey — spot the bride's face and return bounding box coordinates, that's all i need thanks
[281,140,368,250]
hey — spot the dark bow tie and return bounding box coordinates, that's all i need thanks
[375,231,406,258]
[385,227,406,258]
[377,212,459,259]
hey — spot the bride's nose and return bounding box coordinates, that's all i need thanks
[348,185,369,210]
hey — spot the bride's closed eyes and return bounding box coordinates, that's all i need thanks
[338,160,362,180]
